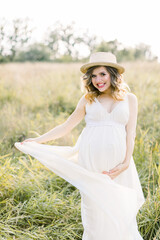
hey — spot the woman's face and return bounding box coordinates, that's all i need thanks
[91,66,111,93]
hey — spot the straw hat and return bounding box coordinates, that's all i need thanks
[80,52,125,74]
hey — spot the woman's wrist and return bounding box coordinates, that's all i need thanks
[35,136,44,144]
[122,161,130,170]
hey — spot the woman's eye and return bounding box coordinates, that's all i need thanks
[101,73,106,76]
[91,75,96,78]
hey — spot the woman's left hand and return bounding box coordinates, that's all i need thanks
[102,162,129,180]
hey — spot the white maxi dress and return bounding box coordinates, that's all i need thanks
[15,94,145,240]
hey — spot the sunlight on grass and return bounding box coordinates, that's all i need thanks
[0,61,160,239]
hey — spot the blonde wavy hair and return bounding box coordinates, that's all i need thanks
[81,65,130,104]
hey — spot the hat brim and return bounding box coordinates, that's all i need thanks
[80,62,125,74]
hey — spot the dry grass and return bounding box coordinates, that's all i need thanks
[0,61,160,239]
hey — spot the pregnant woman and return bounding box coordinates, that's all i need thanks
[15,52,145,240]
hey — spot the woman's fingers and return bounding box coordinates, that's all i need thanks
[102,171,110,174]
[102,167,122,179]
[102,171,115,180]
[102,163,125,179]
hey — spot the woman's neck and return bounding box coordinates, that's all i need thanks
[100,88,112,98]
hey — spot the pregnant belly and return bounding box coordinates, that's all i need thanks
[78,126,126,172]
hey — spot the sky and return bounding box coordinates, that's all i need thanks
[0,0,160,60]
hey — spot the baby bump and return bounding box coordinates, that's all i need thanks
[78,126,126,172]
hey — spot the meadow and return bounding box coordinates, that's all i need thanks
[0,61,160,239]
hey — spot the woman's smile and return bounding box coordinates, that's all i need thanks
[97,83,106,88]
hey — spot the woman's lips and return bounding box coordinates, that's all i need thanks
[97,83,106,88]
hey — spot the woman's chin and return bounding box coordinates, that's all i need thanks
[98,87,108,92]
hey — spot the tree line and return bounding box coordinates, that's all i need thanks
[0,18,158,63]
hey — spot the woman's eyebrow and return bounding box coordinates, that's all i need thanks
[93,71,106,75]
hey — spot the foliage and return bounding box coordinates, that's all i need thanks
[0,18,33,62]
[0,62,160,239]
[0,19,158,63]
[15,43,52,62]
[45,21,97,61]
[95,40,158,62]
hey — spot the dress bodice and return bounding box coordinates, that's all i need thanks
[85,94,129,127]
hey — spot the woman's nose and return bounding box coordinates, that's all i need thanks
[95,75,102,82]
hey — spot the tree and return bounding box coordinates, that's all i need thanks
[16,43,51,62]
[0,19,8,62]
[0,22,5,55]
[95,40,157,62]
[46,21,92,60]
[117,48,135,62]
[0,18,33,62]
[95,39,121,55]
[8,18,33,61]
[60,22,82,56]
[81,30,97,54]
[45,22,60,59]
[133,43,155,61]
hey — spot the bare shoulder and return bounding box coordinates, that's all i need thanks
[76,94,88,109]
[79,94,88,104]
[126,92,138,105]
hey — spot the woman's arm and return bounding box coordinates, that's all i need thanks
[22,94,87,144]
[102,93,138,179]
[122,93,138,167]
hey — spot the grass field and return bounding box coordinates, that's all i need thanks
[0,61,160,239]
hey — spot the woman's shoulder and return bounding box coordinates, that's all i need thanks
[126,92,138,103]
[76,94,88,109]
[126,92,138,109]
[79,94,88,103]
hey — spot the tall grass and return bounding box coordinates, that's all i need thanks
[0,61,160,239]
